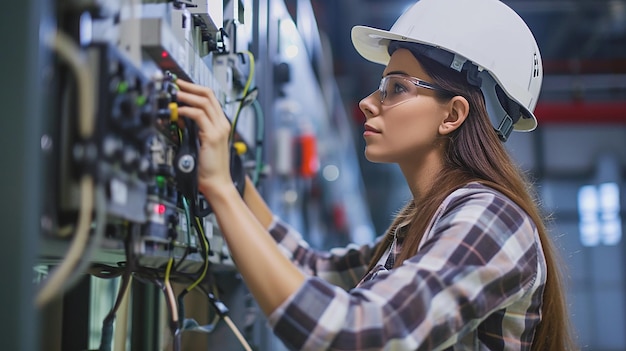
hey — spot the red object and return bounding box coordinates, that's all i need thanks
[299,133,319,178]
[155,203,166,215]
[534,101,626,124]
[161,50,169,59]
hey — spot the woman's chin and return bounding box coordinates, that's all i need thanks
[364,149,386,163]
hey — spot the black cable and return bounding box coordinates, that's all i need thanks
[98,230,136,351]
[97,271,131,351]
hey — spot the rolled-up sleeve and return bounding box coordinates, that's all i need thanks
[268,187,544,351]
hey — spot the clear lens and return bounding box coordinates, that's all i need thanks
[377,74,446,106]
[379,76,419,106]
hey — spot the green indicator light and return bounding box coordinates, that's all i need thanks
[156,176,166,188]
[117,81,129,93]
[136,95,147,106]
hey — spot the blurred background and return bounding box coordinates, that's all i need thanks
[2,0,625,350]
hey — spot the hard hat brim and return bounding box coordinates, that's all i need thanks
[351,25,407,66]
[351,25,538,133]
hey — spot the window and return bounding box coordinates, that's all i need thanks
[578,182,622,247]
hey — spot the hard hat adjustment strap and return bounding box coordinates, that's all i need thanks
[479,71,516,141]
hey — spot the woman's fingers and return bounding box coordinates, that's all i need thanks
[176,79,221,112]
[175,80,232,139]
[176,90,220,120]
[176,78,210,96]
[174,79,233,191]
[177,105,213,132]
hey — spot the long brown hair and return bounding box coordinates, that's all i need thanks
[367,44,576,350]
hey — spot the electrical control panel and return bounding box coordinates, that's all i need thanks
[35,1,269,349]
[41,41,227,274]
[38,0,261,295]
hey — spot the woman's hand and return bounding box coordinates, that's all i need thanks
[175,80,306,317]
[175,79,233,196]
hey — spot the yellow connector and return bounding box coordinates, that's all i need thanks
[169,102,179,122]
[233,141,247,155]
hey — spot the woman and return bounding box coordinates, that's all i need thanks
[175,0,575,349]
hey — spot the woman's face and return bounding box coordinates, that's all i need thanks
[359,49,449,164]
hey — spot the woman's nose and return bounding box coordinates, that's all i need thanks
[359,91,380,119]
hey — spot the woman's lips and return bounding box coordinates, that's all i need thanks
[363,124,381,137]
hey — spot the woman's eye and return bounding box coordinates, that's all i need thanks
[391,81,409,95]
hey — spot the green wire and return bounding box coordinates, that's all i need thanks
[181,196,192,249]
[252,100,264,186]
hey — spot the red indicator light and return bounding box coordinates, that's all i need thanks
[155,203,166,215]
[161,50,168,59]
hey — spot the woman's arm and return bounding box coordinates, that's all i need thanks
[205,181,306,315]
[243,176,375,287]
[242,176,274,229]
[176,79,304,315]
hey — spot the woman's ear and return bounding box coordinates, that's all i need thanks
[439,96,469,135]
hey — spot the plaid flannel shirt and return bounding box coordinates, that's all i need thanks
[267,183,546,350]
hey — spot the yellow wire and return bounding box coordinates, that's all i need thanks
[165,256,174,282]
[242,51,255,97]
[229,51,256,142]
[185,217,209,292]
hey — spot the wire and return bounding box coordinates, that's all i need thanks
[99,236,135,351]
[98,272,132,351]
[175,215,210,329]
[43,29,95,139]
[173,280,221,335]
[186,217,209,292]
[164,257,178,327]
[251,99,265,186]
[134,263,180,351]
[61,183,107,292]
[229,51,256,143]
[37,29,97,307]
[163,256,181,351]
[205,289,254,351]
[241,51,255,97]
[112,275,132,351]
[36,176,94,307]
[223,316,253,351]
[174,195,194,271]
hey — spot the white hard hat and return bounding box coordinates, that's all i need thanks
[352,0,542,141]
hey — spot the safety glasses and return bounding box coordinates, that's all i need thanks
[377,74,453,107]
